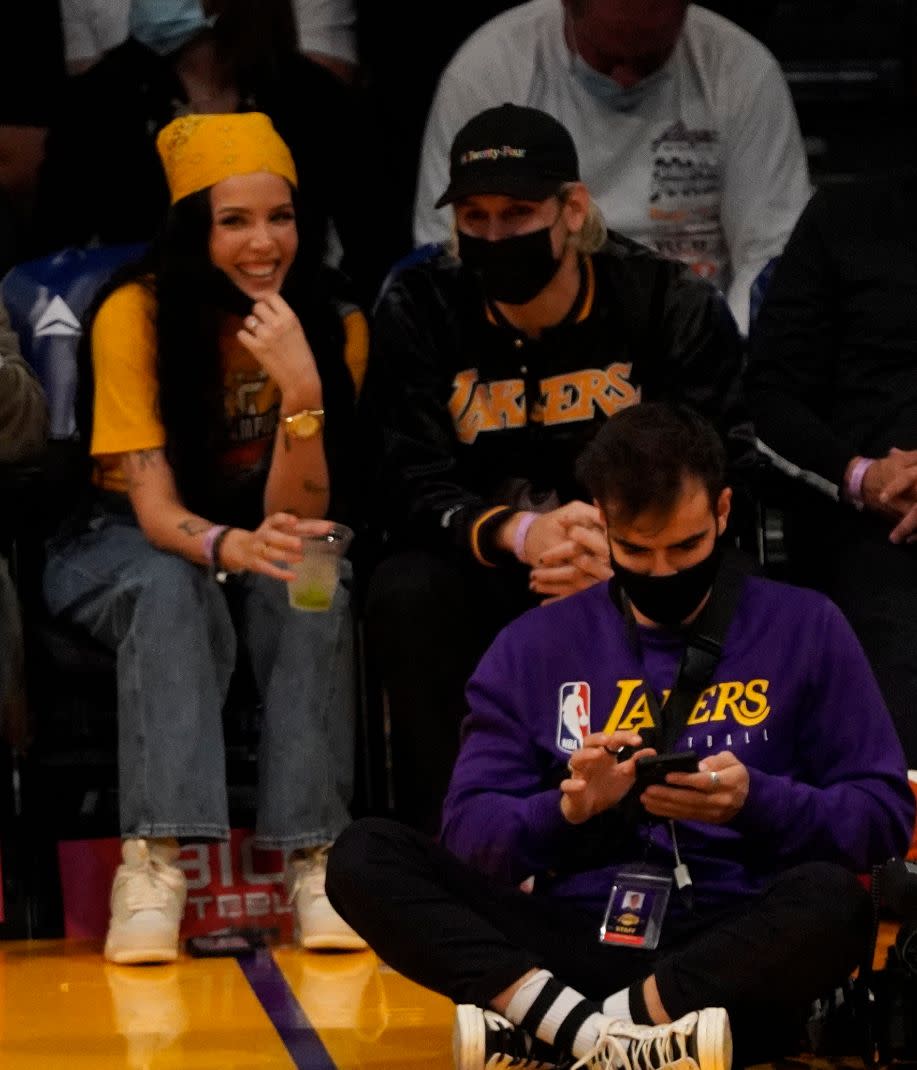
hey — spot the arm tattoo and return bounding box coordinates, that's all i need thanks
[178,518,211,536]
[122,447,165,490]
[127,448,164,470]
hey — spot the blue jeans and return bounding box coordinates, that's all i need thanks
[43,513,355,849]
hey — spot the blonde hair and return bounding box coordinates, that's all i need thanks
[559,183,608,253]
[446,184,608,257]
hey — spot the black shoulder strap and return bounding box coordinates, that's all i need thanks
[620,551,749,753]
[659,556,747,752]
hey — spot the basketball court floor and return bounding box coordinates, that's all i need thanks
[0,929,898,1069]
[0,940,455,1068]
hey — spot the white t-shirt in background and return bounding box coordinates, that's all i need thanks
[61,0,357,70]
[414,0,812,333]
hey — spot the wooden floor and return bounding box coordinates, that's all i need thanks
[0,941,456,1069]
[0,925,900,1068]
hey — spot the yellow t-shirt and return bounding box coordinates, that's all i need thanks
[90,281,367,494]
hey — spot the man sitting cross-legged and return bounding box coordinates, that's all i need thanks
[327,402,914,1070]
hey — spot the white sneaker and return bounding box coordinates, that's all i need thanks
[286,845,368,951]
[453,1005,560,1069]
[451,1005,731,1070]
[104,838,187,965]
[571,1008,732,1070]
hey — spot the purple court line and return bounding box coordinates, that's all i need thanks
[238,951,337,1070]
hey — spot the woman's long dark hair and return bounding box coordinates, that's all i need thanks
[78,183,354,524]
[153,189,231,512]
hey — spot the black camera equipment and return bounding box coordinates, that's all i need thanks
[862,858,917,1065]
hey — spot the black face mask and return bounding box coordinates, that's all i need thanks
[457,224,562,305]
[612,538,723,630]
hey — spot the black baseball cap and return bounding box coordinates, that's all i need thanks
[434,103,580,208]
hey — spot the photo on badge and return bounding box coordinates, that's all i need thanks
[599,867,672,950]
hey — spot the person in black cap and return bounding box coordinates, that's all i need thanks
[360,102,755,834]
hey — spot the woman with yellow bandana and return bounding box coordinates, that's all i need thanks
[43,112,369,963]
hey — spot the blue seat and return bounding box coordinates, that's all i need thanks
[2,244,148,441]
[373,241,445,313]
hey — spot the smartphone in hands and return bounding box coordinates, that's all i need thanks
[633,750,698,794]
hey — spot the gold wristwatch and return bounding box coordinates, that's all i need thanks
[281,407,325,442]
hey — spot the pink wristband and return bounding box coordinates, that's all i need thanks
[513,511,537,562]
[202,524,229,564]
[846,457,875,507]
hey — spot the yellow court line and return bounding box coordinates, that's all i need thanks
[0,940,297,1069]
[273,948,455,1070]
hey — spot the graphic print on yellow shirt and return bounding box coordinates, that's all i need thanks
[216,315,280,474]
[90,282,280,493]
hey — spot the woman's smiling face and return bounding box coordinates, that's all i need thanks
[208,171,298,299]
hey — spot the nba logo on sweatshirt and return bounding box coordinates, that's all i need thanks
[557,681,591,752]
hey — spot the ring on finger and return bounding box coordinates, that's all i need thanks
[246,315,259,330]
[709,770,719,789]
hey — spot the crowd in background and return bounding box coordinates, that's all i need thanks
[0,0,798,279]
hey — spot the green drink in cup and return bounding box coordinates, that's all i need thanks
[287,524,353,612]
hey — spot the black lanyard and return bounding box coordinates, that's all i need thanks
[616,555,747,908]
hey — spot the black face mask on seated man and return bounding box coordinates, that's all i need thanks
[457,225,562,305]
[611,539,723,630]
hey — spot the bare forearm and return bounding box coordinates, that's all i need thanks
[145,503,219,562]
[122,448,221,563]
[121,446,321,576]
[264,426,330,518]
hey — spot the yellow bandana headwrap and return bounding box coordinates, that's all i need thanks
[156,112,298,205]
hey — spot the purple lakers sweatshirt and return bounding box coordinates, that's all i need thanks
[440,577,915,917]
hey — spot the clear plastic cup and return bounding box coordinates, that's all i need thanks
[286,524,353,612]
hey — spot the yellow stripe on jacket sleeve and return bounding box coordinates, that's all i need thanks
[470,504,512,567]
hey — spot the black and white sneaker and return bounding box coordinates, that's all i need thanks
[453,1005,564,1069]
[571,1008,732,1070]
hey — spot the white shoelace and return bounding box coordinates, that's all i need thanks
[481,1010,558,1070]
[287,846,330,904]
[571,1017,696,1070]
[120,857,178,913]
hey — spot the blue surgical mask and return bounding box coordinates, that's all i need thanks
[566,17,671,108]
[129,0,217,57]
[569,52,669,107]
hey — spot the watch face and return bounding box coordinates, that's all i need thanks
[286,412,322,439]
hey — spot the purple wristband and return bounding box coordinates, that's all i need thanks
[202,524,229,564]
[513,511,537,562]
[846,457,875,507]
